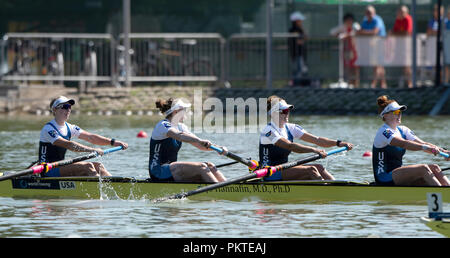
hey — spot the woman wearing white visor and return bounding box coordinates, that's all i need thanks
[259,95,353,181]
[372,95,450,186]
[38,96,128,177]
[149,98,227,182]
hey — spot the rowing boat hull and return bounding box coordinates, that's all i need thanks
[421,217,450,237]
[1,176,449,204]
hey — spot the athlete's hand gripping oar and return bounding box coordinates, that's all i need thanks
[209,145,259,171]
[155,146,348,202]
[0,146,124,181]
[434,152,450,173]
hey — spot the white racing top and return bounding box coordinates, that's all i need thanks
[373,124,416,148]
[260,122,307,144]
[39,119,83,144]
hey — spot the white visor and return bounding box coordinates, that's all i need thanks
[268,100,294,114]
[290,11,306,21]
[379,101,407,117]
[51,96,75,109]
[164,99,192,116]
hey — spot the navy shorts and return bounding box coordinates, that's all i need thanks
[150,164,174,181]
[375,171,395,185]
[263,170,283,181]
[42,167,61,177]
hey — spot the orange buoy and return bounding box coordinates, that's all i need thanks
[363,151,372,157]
[137,130,148,138]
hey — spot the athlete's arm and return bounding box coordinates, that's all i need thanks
[300,132,353,150]
[390,136,439,155]
[413,137,446,156]
[167,128,211,150]
[274,137,327,158]
[79,131,128,149]
[52,137,104,155]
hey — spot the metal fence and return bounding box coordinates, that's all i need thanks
[119,33,224,84]
[226,33,337,82]
[0,33,225,86]
[0,32,448,87]
[0,33,113,85]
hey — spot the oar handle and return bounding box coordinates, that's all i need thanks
[327,146,348,156]
[104,146,124,155]
[439,151,449,159]
[209,145,224,154]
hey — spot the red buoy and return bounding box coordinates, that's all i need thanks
[137,130,148,138]
[363,151,372,157]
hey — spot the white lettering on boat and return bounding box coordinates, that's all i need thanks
[59,181,76,190]
[27,182,51,188]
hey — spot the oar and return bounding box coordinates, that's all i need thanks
[439,151,449,159]
[215,161,239,168]
[0,146,123,181]
[209,145,259,171]
[156,146,348,202]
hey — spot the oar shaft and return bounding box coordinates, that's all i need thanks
[159,147,348,202]
[209,145,258,170]
[254,146,349,178]
[0,146,123,181]
[172,173,257,199]
[216,161,239,168]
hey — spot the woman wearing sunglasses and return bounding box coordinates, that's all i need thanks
[259,95,353,181]
[38,96,128,177]
[372,95,449,186]
[149,98,227,183]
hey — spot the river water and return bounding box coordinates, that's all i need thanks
[0,114,449,238]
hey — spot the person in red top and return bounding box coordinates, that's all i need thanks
[330,13,361,88]
[392,6,413,35]
[391,5,413,88]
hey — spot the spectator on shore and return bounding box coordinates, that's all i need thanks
[357,5,387,89]
[390,5,413,88]
[330,13,361,88]
[444,7,450,84]
[427,4,444,36]
[391,5,413,35]
[427,4,445,84]
[288,11,308,86]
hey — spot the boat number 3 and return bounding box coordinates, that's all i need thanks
[426,193,443,213]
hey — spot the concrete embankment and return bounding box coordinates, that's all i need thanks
[0,84,449,116]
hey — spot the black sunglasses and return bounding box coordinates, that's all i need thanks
[57,103,72,110]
